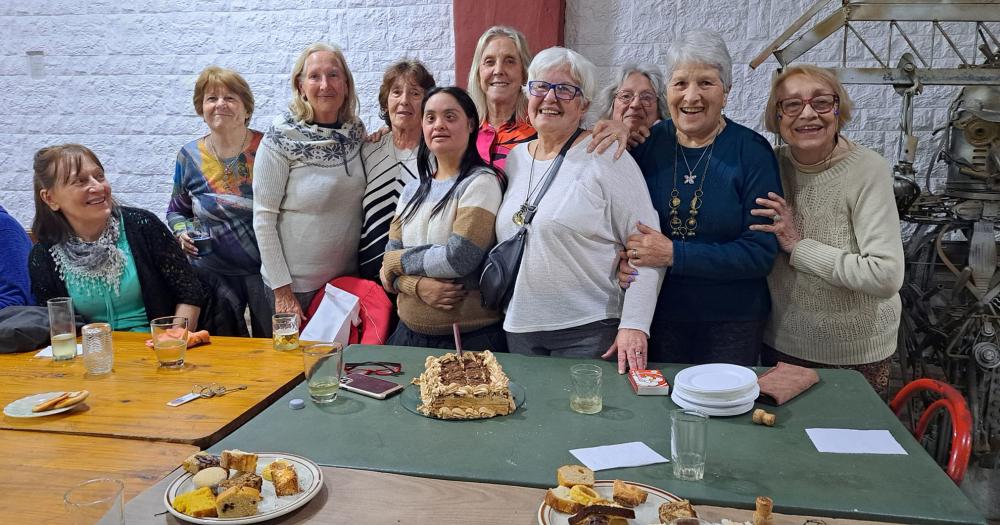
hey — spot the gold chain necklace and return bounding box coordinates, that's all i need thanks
[208,129,248,179]
[669,140,715,238]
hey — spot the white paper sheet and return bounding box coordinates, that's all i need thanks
[569,441,670,471]
[35,344,84,358]
[806,428,908,455]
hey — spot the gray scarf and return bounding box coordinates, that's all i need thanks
[50,213,126,296]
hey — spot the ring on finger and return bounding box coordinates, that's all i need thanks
[773,214,782,222]
[631,248,639,259]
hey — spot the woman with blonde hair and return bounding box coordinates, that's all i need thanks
[253,43,367,322]
[467,26,536,169]
[752,64,903,395]
[168,65,273,336]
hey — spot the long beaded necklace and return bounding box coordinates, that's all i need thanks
[668,140,715,238]
[207,129,249,179]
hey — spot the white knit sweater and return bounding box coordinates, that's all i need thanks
[764,141,904,365]
[252,114,367,293]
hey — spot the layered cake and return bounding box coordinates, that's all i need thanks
[413,351,515,419]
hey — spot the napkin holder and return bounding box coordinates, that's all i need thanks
[756,362,819,406]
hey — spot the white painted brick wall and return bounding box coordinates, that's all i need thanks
[2,1,997,227]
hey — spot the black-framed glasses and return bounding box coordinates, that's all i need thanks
[777,94,839,117]
[615,90,657,107]
[527,80,583,101]
[344,361,403,376]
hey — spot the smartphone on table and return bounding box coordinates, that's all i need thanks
[340,373,405,399]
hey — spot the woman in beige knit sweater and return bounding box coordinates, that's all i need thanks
[751,64,904,396]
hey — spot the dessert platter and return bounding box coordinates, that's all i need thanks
[164,450,322,524]
[405,350,524,420]
[537,464,769,525]
[671,364,759,417]
[4,390,90,418]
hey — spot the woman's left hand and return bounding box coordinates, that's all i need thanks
[625,222,673,268]
[601,328,648,374]
[750,192,802,254]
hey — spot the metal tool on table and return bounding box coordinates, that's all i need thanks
[167,383,248,407]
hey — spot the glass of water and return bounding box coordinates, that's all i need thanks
[569,363,603,414]
[150,316,188,368]
[64,478,124,525]
[81,323,114,375]
[303,343,343,404]
[671,409,709,481]
[47,297,77,361]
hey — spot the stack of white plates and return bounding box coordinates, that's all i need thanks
[671,363,759,417]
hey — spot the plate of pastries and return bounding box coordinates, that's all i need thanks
[164,449,322,524]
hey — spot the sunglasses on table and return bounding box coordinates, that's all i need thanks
[344,361,403,376]
[615,90,657,107]
[777,94,839,117]
[527,81,583,100]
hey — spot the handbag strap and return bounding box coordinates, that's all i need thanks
[522,127,585,225]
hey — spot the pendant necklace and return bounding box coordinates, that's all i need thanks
[208,129,248,180]
[680,141,711,185]
[668,140,714,238]
[512,143,555,226]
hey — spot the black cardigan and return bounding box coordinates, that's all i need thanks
[29,207,207,323]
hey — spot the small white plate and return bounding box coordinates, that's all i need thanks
[672,384,760,408]
[537,479,681,525]
[671,391,755,417]
[674,364,758,397]
[4,392,80,418]
[164,452,323,524]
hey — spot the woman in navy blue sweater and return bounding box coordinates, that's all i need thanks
[621,31,781,365]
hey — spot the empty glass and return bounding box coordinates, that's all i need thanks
[48,297,77,361]
[81,323,114,375]
[64,478,124,525]
[671,409,709,481]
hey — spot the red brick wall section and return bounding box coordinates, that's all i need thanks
[453,0,566,89]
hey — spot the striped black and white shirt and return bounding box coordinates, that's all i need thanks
[359,134,419,283]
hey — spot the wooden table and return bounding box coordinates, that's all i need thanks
[0,429,196,525]
[123,466,901,524]
[0,332,304,447]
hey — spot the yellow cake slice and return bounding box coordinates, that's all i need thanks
[412,351,515,419]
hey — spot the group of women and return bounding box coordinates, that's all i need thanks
[21,25,904,396]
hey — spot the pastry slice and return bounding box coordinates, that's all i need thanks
[612,479,648,507]
[545,485,583,514]
[557,464,594,487]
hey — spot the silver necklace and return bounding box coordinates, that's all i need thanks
[208,129,248,178]
[512,143,555,226]
[680,143,711,185]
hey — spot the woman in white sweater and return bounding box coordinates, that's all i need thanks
[751,64,904,396]
[253,43,366,321]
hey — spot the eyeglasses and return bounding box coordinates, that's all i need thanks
[344,361,403,376]
[615,90,657,107]
[776,94,839,117]
[527,81,583,101]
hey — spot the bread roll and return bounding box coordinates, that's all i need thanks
[545,486,583,514]
[557,464,594,487]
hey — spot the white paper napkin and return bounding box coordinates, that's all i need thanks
[806,428,907,455]
[569,441,670,471]
[35,344,84,358]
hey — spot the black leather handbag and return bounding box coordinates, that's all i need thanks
[480,128,583,310]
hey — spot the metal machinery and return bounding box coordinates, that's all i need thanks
[750,0,1000,467]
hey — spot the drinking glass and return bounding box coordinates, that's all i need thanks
[303,343,344,404]
[81,323,114,375]
[64,478,124,525]
[150,316,188,368]
[272,313,300,351]
[186,218,213,257]
[569,363,603,414]
[671,409,709,481]
[48,297,77,361]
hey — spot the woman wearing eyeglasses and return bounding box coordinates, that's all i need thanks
[751,64,903,396]
[496,47,664,374]
[596,64,668,135]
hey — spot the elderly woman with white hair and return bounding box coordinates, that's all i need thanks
[619,30,782,366]
[596,63,668,136]
[253,43,366,321]
[496,47,665,374]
